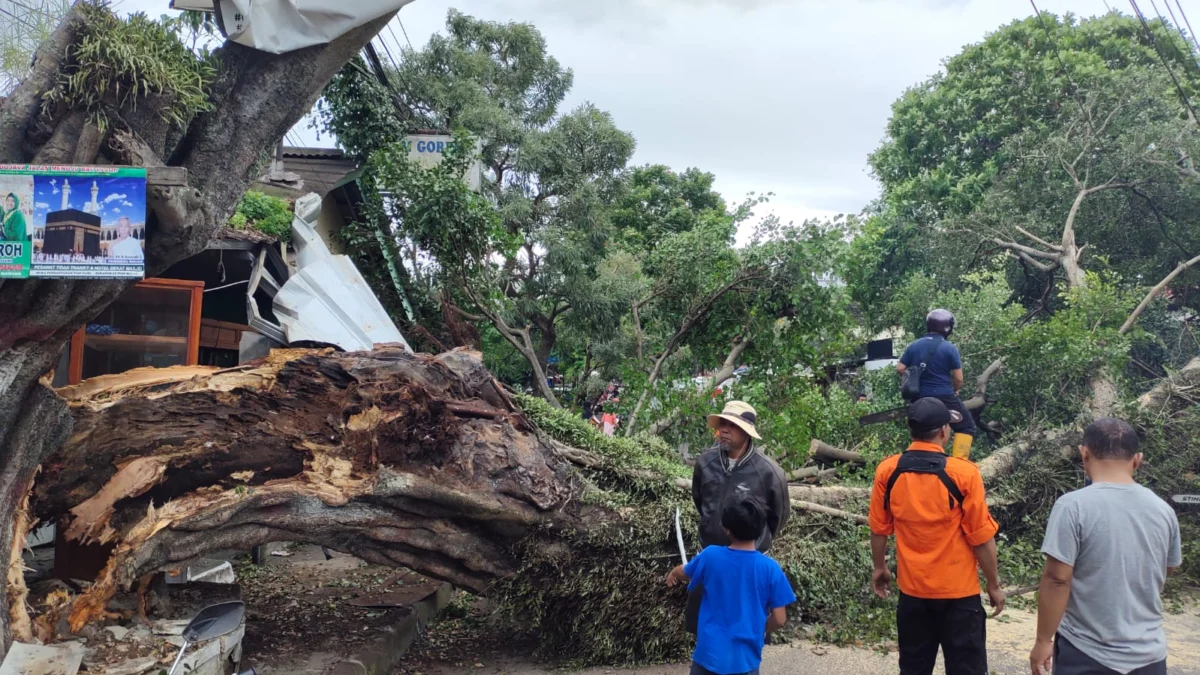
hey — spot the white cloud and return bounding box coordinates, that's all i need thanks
[35,202,48,209]
[121,200,134,207]
[111,207,120,213]
[103,193,127,204]
[52,187,59,195]
[147,0,1101,220]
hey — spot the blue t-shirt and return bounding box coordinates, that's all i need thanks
[685,546,796,674]
[900,334,962,398]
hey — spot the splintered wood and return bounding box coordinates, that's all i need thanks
[33,347,599,634]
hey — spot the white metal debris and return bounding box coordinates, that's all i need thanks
[270,193,411,353]
[170,1,418,54]
[0,641,84,675]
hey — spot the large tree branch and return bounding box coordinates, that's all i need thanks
[462,284,561,407]
[29,349,607,635]
[962,358,1005,411]
[625,271,764,436]
[1120,253,1200,334]
[992,238,1060,261]
[1014,226,1063,252]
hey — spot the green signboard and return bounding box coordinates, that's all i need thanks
[0,164,148,279]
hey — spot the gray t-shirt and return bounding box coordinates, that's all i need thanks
[1041,483,1182,674]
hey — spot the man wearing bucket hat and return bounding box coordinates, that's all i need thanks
[691,401,790,553]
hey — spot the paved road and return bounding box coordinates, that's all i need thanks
[432,606,1200,675]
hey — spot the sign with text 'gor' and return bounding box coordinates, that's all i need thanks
[403,134,483,192]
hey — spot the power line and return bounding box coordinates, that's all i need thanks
[397,18,415,50]
[1129,0,1200,121]
[1157,0,1200,67]
[1175,0,1200,54]
[375,35,401,73]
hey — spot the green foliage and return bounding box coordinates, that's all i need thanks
[773,519,895,644]
[516,391,687,487]
[870,11,1196,222]
[42,2,214,131]
[228,191,293,242]
[610,165,730,252]
[0,0,71,95]
[993,276,1136,424]
[370,130,511,275]
[324,11,637,393]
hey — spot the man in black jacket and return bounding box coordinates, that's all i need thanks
[691,400,791,552]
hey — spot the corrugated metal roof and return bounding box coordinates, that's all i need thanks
[281,147,347,159]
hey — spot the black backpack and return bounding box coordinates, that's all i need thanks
[883,450,964,512]
[900,336,945,401]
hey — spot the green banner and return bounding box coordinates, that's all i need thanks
[0,165,148,279]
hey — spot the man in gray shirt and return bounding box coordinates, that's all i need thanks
[1030,418,1182,675]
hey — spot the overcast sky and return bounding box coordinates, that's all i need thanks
[128,0,1126,227]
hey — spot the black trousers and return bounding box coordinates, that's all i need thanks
[936,394,977,436]
[1054,634,1167,675]
[897,592,987,675]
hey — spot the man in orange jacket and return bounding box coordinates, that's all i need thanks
[869,397,1005,675]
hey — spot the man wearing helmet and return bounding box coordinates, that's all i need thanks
[896,309,977,459]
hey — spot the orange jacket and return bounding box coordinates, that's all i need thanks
[868,441,999,599]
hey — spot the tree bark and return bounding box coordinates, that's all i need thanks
[28,348,612,639]
[0,6,398,654]
[961,358,1004,411]
[464,288,561,407]
[809,439,866,465]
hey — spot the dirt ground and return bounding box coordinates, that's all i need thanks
[237,544,439,673]
[233,549,1200,675]
[403,601,1200,675]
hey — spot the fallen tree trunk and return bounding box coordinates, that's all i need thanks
[809,439,865,465]
[27,348,619,638]
[788,465,841,482]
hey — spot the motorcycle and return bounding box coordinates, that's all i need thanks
[166,600,256,675]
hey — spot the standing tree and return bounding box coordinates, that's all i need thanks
[322,11,637,405]
[853,10,1200,314]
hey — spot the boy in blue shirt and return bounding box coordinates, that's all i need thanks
[667,495,796,675]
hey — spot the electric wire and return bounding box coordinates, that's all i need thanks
[1175,0,1200,53]
[397,18,415,50]
[1129,0,1200,121]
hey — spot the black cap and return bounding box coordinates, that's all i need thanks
[907,397,962,434]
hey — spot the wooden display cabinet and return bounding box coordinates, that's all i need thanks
[67,277,203,385]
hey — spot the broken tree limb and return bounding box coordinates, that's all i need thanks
[672,478,869,508]
[788,485,869,506]
[788,466,841,482]
[962,358,1004,411]
[809,439,866,465]
[1138,357,1200,413]
[791,501,868,525]
[1120,254,1200,334]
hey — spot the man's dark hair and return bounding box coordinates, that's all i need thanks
[722,494,767,543]
[909,425,943,443]
[1083,417,1140,460]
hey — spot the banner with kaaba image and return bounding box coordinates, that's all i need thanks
[0,165,147,279]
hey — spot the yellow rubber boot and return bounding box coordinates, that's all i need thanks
[951,433,974,460]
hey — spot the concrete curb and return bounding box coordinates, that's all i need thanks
[331,582,454,675]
